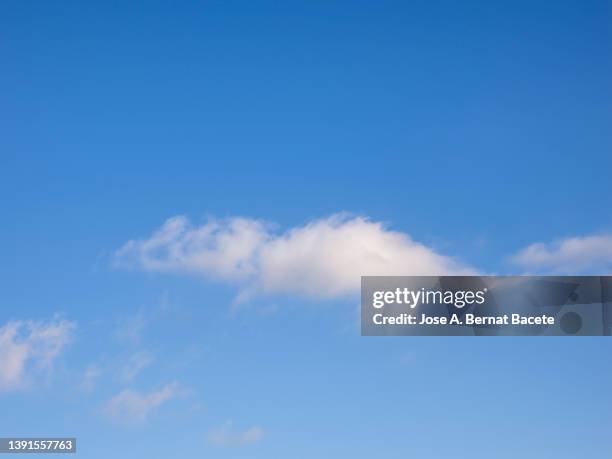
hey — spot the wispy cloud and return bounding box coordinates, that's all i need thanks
[0,318,75,392]
[114,311,146,345]
[79,364,101,393]
[101,382,179,423]
[511,233,612,273]
[115,214,474,300]
[207,422,264,447]
[119,351,154,382]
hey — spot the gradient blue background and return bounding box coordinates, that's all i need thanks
[1,1,611,458]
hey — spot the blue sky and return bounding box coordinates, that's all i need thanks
[1,1,611,458]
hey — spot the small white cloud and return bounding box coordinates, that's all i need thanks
[207,422,264,447]
[0,318,75,392]
[115,214,474,299]
[119,351,154,382]
[511,234,612,273]
[101,383,179,423]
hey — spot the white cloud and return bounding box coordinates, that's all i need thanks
[119,351,154,382]
[207,422,264,447]
[0,318,75,392]
[115,214,474,299]
[114,216,269,281]
[101,383,179,423]
[511,234,612,273]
